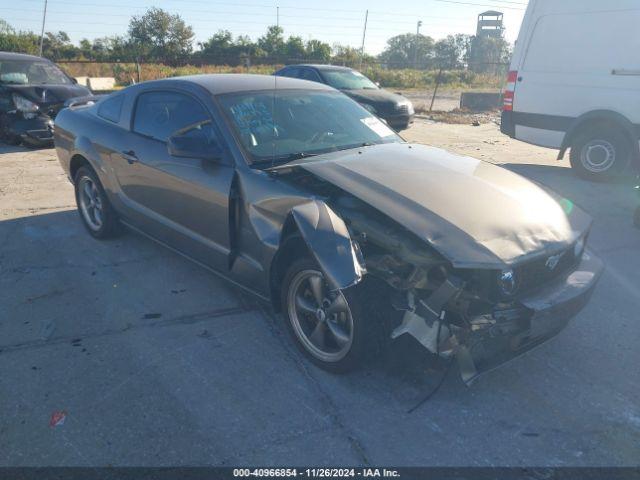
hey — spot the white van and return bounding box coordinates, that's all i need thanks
[501,0,640,179]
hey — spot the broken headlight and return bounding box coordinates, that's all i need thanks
[13,94,39,114]
[497,268,519,296]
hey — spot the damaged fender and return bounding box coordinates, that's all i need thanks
[290,199,365,290]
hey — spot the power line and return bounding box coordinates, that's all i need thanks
[0,6,473,25]
[16,0,526,16]
[0,9,472,28]
[433,0,525,10]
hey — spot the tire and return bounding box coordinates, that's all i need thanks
[569,126,633,181]
[74,166,120,239]
[280,257,380,373]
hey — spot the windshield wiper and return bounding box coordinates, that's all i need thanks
[281,151,321,162]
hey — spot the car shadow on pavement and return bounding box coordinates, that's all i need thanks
[0,208,457,413]
[0,143,31,154]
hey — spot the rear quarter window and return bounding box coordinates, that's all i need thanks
[97,95,124,123]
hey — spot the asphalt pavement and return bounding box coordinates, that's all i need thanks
[1,124,639,466]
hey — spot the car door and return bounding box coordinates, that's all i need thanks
[113,89,235,272]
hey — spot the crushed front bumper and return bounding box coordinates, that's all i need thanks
[5,113,55,146]
[457,250,604,384]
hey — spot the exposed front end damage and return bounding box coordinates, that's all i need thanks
[332,191,603,384]
[388,252,603,385]
[270,162,604,385]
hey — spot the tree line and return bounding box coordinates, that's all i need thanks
[0,9,510,73]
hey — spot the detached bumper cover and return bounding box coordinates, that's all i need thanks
[458,250,604,384]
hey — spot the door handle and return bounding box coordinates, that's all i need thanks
[122,150,138,164]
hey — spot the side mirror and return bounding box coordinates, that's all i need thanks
[168,132,223,162]
[71,77,78,84]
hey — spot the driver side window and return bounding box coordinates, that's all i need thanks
[133,91,209,142]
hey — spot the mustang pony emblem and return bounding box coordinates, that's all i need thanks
[545,252,565,271]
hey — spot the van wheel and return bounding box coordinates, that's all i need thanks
[280,257,379,373]
[74,166,120,239]
[570,126,632,180]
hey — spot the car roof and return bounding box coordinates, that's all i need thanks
[147,73,335,95]
[286,64,353,72]
[0,51,51,62]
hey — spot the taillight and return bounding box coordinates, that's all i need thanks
[503,70,518,111]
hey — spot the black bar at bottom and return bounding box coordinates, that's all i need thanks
[0,467,639,480]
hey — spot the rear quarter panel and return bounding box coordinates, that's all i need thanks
[54,104,122,194]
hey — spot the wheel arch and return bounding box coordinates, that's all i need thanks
[269,223,309,312]
[268,200,365,311]
[558,110,640,164]
[69,153,92,181]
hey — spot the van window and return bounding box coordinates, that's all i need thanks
[133,91,209,142]
[523,10,640,74]
[97,95,124,123]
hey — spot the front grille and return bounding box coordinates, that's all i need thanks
[395,104,409,114]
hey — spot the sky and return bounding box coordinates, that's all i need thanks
[1,0,528,55]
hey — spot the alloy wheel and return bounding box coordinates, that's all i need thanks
[287,269,354,362]
[78,176,104,232]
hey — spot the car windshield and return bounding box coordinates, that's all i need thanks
[321,70,378,90]
[218,89,402,165]
[0,59,71,85]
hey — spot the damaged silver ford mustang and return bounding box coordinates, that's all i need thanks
[54,74,603,384]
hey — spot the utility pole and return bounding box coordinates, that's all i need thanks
[414,20,423,68]
[39,0,48,57]
[359,9,368,69]
[276,6,280,28]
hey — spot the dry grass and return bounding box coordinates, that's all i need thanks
[58,62,504,90]
[416,107,501,125]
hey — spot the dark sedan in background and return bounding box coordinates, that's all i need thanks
[0,52,90,147]
[275,64,414,131]
[54,74,602,384]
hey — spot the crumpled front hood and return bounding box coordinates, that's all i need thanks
[6,84,91,107]
[343,88,406,107]
[299,143,592,268]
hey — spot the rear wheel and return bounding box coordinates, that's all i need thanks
[281,257,375,373]
[74,166,120,239]
[570,126,633,180]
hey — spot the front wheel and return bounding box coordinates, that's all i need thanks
[281,258,375,373]
[570,127,633,181]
